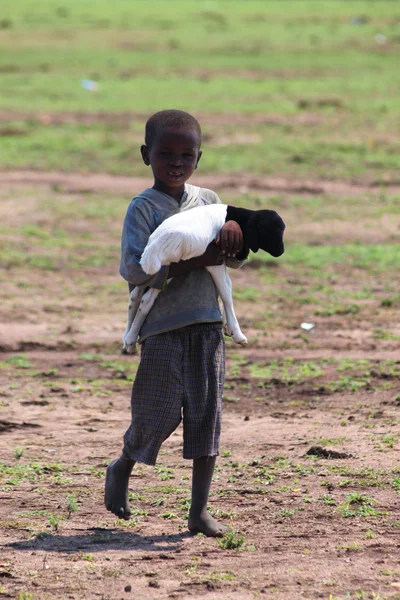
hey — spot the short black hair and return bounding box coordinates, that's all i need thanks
[145,109,201,148]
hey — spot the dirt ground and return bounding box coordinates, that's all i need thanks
[0,172,399,600]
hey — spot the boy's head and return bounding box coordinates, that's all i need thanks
[141,110,202,199]
[145,110,201,149]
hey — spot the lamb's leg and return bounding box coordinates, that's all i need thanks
[206,265,248,346]
[221,307,227,331]
[123,286,146,350]
[123,288,161,353]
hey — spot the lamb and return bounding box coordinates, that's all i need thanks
[123,203,285,353]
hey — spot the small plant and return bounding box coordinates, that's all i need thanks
[90,467,105,478]
[48,514,63,532]
[339,540,362,552]
[128,492,144,501]
[392,476,400,491]
[217,527,245,550]
[185,555,199,575]
[203,568,236,583]
[211,508,236,520]
[254,466,275,485]
[339,492,378,518]
[319,494,336,506]
[344,492,373,506]
[114,517,140,528]
[81,553,94,562]
[280,508,294,517]
[6,355,33,369]
[151,497,166,507]
[154,466,174,481]
[382,434,397,449]
[328,376,369,393]
[66,494,78,518]
[364,529,375,539]
[130,509,148,517]
[14,446,25,460]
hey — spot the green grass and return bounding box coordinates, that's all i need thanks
[217,528,245,550]
[249,358,324,384]
[2,118,400,180]
[1,0,400,180]
[279,244,400,272]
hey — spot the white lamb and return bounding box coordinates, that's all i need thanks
[123,203,285,353]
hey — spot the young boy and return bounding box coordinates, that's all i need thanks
[105,109,248,537]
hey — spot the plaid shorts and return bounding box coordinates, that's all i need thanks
[123,323,225,465]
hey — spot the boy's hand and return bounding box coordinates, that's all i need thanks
[216,221,243,257]
[201,241,224,266]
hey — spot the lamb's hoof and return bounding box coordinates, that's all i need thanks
[232,333,248,346]
[122,339,137,354]
[225,329,248,345]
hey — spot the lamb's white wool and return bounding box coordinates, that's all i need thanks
[123,203,245,354]
[141,203,228,274]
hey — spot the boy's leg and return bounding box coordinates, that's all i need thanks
[105,453,135,519]
[105,332,184,519]
[182,324,226,537]
[188,456,226,537]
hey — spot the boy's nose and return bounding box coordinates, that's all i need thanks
[169,155,183,166]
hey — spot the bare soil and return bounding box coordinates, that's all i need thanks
[0,173,399,600]
[2,169,400,198]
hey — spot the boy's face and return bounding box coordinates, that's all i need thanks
[141,128,202,200]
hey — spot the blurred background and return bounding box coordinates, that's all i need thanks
[1,0,399,181]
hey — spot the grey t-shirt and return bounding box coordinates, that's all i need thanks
[120,184,247,342]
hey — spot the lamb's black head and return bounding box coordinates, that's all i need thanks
[245,210,285,256]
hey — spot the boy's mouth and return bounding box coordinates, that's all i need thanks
[168,171,183,178]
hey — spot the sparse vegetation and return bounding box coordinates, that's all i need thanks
[14,446,24,460]
[66,494,78,518]
[1,1,399,598]
[217,528,245,550]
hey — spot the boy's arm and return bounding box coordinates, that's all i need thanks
[120,201,168,290]
[206,190,249,269]
[168,241,223,278]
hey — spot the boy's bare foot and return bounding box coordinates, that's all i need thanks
[104,456,134,520]
[188,508,227,537]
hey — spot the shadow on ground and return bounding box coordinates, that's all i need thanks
[6,529,191,553]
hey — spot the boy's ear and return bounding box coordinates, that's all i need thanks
[141,145,150,166]
[195,150,202,170]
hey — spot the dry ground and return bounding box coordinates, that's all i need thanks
[0,172,399,600]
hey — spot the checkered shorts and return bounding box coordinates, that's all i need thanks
[123,323,225,465]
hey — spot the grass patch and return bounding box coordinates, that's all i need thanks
[1,0,400,182]
[217,528,245,550]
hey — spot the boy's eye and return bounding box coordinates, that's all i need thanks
[184,153,194,158]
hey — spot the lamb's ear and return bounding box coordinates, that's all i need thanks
[246,216,260,253]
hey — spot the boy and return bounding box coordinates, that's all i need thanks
[105,110,248,537]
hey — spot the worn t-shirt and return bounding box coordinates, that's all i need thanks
[120,184,247,342]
